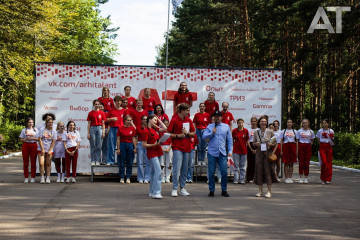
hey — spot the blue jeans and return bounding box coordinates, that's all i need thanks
[137,142,152,181]
[147,111,154,115]
[196,128,207,163]
[187,149,195,181]
[149,156,162,196]
[101,132,108,164]
[89,126,103,163]
[233,153,247,183]
[208,153,228,192]
[207,163,222,180]
[172,150,189,190]
[118,142,134,179]
[106,127,118,165]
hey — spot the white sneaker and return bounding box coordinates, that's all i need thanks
[30,178,35,183]
[171,189,178,197]
[152,194,163,199]
[255,192,263,197]
[126,178,130,184]
[288,178,293,184]
[40,177,45,184]
[91,162,96,166]
[165,178,170,183]
[299,178,304,184]
[95,162,100,166]
[106,163,111,166]
[72,178,76,183]
[217,179,221,184]
[61,177,65,183]
[265,192,272,198]
[66,178,71,183]
[120,178,124,184]
[45,177,50,184]
[24,178,29,183]
[148,193,153,198]
[161,178,165,183]
[144,180,149,184]
[233,181,239,184]
[56,177,61,183]
[303,178,309,184]
[179,188,190,196]
[139,180,144,184]
[285,178,289,184]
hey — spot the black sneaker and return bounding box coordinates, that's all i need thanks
[221,191,230,197]
[208,191,214,197]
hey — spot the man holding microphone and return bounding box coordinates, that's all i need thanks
[203,111,233,197]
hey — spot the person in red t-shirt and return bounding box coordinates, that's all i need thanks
[193,103,211,166]
[221,102,234,131]
[160,118,172,183]
[142,88,157,115]
[106,96,126,165]
[186,134,199,183]
[168,103,196,197]
[142,115,167,199]
[122,86,137,110]
[98,87,115,112]
[232,118,249,184]
[136,115,152,183]
[204,92,219,117]
[174,82,193,114]
[87,99,106,166]
[116,115,137,183]
[155,104,169,126]
[99,103,109,165]
[129,98,149,129]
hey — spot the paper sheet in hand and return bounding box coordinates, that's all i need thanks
[182,122,190,132]
[159,133,171,144]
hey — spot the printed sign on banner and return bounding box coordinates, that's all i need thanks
[35,63,282,173]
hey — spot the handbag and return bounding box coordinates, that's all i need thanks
[267,153,277,162]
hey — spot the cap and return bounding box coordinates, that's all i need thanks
[213,111,222,117]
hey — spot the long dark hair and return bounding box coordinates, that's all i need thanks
[66,121,76,133]
[177,82,189,93]
[146,115,157,136]
[154,104,164,115]
[25,117,36,131]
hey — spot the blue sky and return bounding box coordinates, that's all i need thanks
[99,0,175,66]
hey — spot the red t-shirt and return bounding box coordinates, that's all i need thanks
[142,97,156,112]
[168,115,195,153]
[232,128,249,155]
[87,110,107,126]
[156,113,169,126]
[103,111,109,128]
[204,100,219,117]
[129,108,148,129]
[117,126,136,143]
[190,135,199,150]
[107,108,127,128]
[160,131,172,146]
[145,128,163,159]
[137,127,148,141]
[98,97,115,112]
[221,111,234,126]
[193,112,211,129]
[174,92,193,106]
[122,96,137,110]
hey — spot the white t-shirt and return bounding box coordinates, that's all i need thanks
[19,128,38,143]
[296,129,315,144]
[54,131,66,152]
[280,129,297,143]
[37,128,57,152]
[248,128,259,143]
[273,129,282,144]
[316,128,334,143]
[63,131,81,148]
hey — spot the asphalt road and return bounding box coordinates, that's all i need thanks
[0,156,359,240]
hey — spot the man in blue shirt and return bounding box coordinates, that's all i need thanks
[203,111,233,197]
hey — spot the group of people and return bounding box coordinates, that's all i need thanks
[20,82,335,199]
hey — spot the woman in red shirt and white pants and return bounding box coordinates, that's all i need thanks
[232,118,249,184]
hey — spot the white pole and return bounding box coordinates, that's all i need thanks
[164,0,171,111]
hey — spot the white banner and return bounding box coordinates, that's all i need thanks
[35,63,282,173]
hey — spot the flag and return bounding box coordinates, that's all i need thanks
[172,0,184,15]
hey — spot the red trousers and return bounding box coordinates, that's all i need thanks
[55,158,66,173]
[22,142,38,178]
[298,143,312,176]
[282,143,297,163]
[65,147,78,178]
[319,143,333,182]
